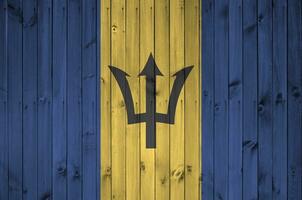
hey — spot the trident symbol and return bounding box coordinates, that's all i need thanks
[109,54,193,148]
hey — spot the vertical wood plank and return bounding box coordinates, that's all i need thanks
[125,0,140,199]
[111,0,126,199]
[272,0,287,199]
[139,0,155,199]
[242,0,258,198]
[52,0,67,198]
[228,0,242,199]
[82,0,98,198]
[96,0,101,198]
[37,0,52,199]
[202,0,214,199]
[154,0,170,199]
[7,0,23,198]
[0,0,8,199]
[258,0,273,199]
[288,0,302,199]
[170,0,185,199]
[22,0,38,198]
[101,0,112,199]
[184,0,200,199]
[67,0,82,199]
[213,0,228,199]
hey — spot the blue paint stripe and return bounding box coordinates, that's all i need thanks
[0,0,8,199]
[82,0,98,199]
[22,0,38,198]
[288,0,302,199]
[52,0,68,198]
[67,0,82,199]
[272,0,288,199]
[228,0,243,199]
[202,0,214,199]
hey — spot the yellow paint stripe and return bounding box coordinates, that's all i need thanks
[140,0,155,200]
[125,0,140,199]
[185,0,201,199]
[111,0,126,199]
[101,0,111,199]
[170,0,185,199]
[155,0,170,199]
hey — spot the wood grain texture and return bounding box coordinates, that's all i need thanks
[111,0,126,199]
[139,0,155,199]
[185,0,201,199]
[125,0,140,199]
[202,0,301,199]
[22,0,38,198]
[7,0,23,198]
[155,0,170,199]
[67,0,82,199]
[37,0,52,199]
[202,0,214,199]
[272,0,288,199]
[0,1,100,199]
[101,0,201,199]
[82,0,98,198]
[52,0,67,198]
[214,0,229,199]
[288,0,302,199]
[0,1,8,199]
[101,0,112,199]
[258,0,273,199]
[242,0,258,199]
[170,0,185,199]
[228,0,242,199]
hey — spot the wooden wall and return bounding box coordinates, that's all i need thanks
[0,0,100,199]
[101,0,201,200]
[202,0,302,199]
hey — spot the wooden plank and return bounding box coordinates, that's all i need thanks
[96,0,101,198]
[7,0,23,198]
[22,0,38,198]
[82,0,98,198]
[242,0,258,198]
[272,0,287,199]
[154,0,170,199]
[228,0,242,199]
[37,0,52,199]
[100,0,112,199]
[288,0,302,199]
[170,0,185,199]
[213,0,228,199]
[0,0,8,199]
[184,0,200,199]
[125,0,140,199]
[111,0,126,199]
[258,1,273,199]
[52,0,67,198]
[139,0,155,199]
[201,0,214,199]
[67,0,82,199]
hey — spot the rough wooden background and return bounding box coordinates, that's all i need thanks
[101,0,201,200]
[0,0,100,199]
[202,0,302,199]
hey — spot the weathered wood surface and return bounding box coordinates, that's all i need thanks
[0,0,100,199]
[202,0,301,200]
[101,0,201,199]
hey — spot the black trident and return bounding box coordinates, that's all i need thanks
[109,54,193,148]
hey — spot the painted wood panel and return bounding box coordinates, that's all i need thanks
[202,0,302,200]
[0,0,100,199]
[101,0,201,200]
